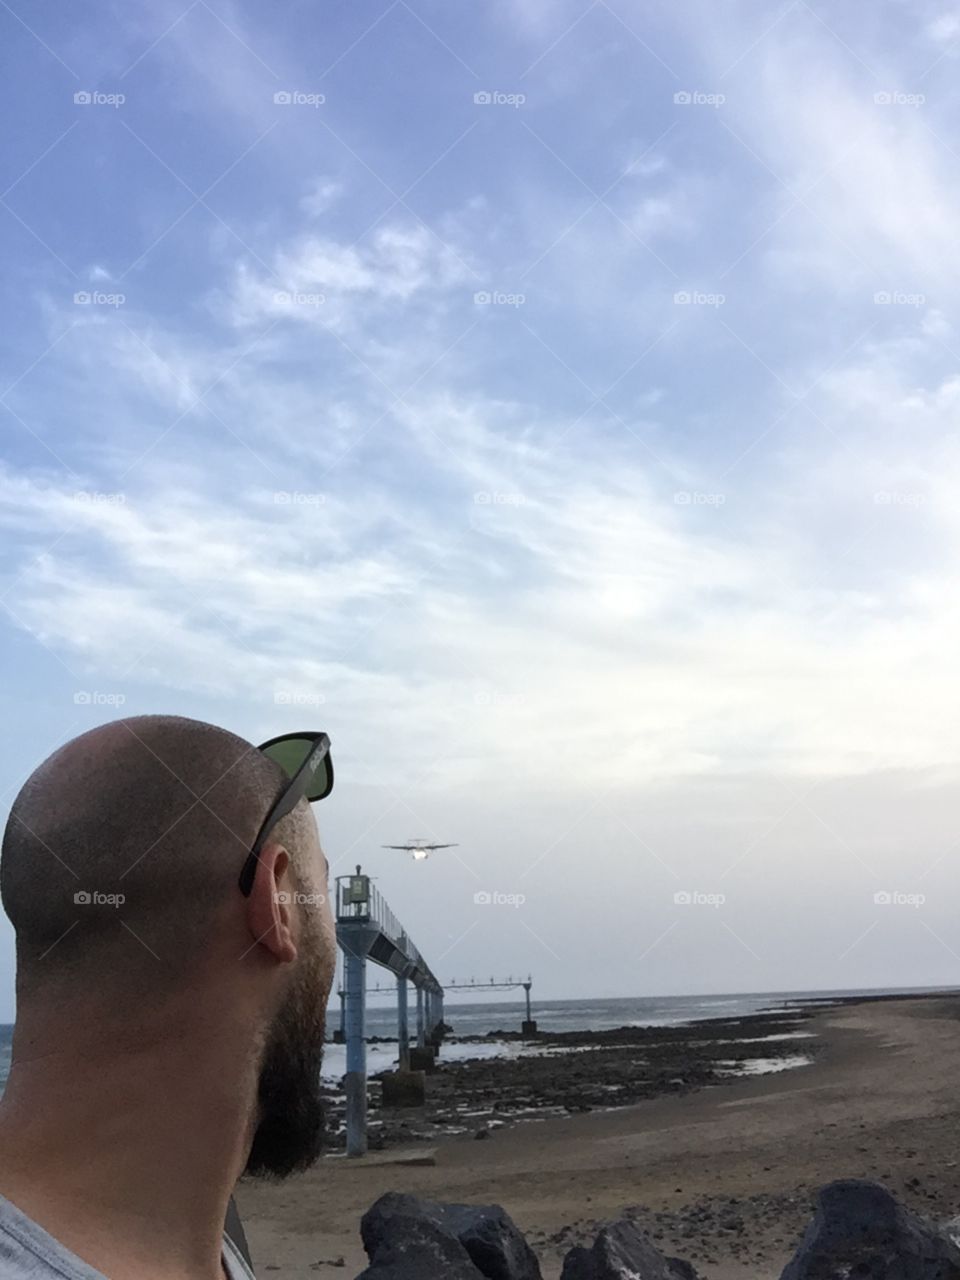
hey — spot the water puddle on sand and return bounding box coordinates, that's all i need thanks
[669,1031,816,1047]
[716,1054,813,1077]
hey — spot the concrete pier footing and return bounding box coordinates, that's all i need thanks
[409,1045,438,1072]
[380,1069,427,1107]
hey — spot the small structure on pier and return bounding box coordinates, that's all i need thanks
[334,866,444,1157]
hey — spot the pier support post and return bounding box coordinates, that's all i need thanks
[344,948,367,1157]
[380,974,425,1108]
[397,975,410,1071]
[522,980,537,1037]
[416,984,425,1048]
[424,987,444,1048]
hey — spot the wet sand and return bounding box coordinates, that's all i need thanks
[236,995,960,1279]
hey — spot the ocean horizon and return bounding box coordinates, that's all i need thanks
[328,982,960,1040]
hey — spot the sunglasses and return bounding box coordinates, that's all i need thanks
[237,731,333,896]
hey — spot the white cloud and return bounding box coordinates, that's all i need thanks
[925,11,960,43]
[225,222,473,332]
[629,194,692,240]
[7,311,960,793]
[300,178,345,217]
[680,5,960,297]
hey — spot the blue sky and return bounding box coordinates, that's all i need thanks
[2,0,960,1022]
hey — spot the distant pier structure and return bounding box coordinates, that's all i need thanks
[334,867,444,1156]
[445,975,537,1036]
[333,868,536,1156]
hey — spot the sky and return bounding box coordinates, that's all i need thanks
[2,0,960,1023]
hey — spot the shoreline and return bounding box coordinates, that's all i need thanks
[356,1005,822,1149]
[323,989,959,1152]
[238,993,960,1279]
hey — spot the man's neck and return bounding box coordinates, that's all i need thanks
[0,1017,258,1280]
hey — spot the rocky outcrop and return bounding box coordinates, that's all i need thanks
[780,1180,960,1280]
[360,1191,542,1280]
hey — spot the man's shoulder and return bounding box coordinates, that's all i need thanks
[0,1192,257,1280]
[0,1191,105,1278]
[222,1230,257,1280]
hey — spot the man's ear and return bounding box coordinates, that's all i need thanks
[244,841,297,964]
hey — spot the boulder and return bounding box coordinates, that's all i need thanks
[781,1180,960,1280]
[559,1220,701,1280]
[361,1191,542,1280]
[355,1216,484,1279]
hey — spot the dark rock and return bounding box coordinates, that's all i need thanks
[781,1180,960,1280]
[361,1192,542,1280]
[356,1216,483,1279]
[559,1220,702,1280]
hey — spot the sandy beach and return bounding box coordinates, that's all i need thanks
[236,995,960,1279]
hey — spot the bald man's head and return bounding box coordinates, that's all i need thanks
[1,715,320,996]
[1,714,336,1177]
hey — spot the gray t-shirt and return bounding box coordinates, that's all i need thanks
[0,1193,256,1279]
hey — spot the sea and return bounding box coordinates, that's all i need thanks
[318,985,956,1084]
[0,985,953,1089]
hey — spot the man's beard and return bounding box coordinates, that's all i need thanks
[245,935,328,1179]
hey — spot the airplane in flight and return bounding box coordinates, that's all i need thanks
[381,838,459,861]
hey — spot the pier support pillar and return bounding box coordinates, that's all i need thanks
[397,975,410,1072]
[522,980,537,1037]
[426,987,444,1048]
[344,947,367,1157]
[416,984,426,1048]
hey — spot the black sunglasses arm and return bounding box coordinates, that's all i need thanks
[237,734,331,896]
